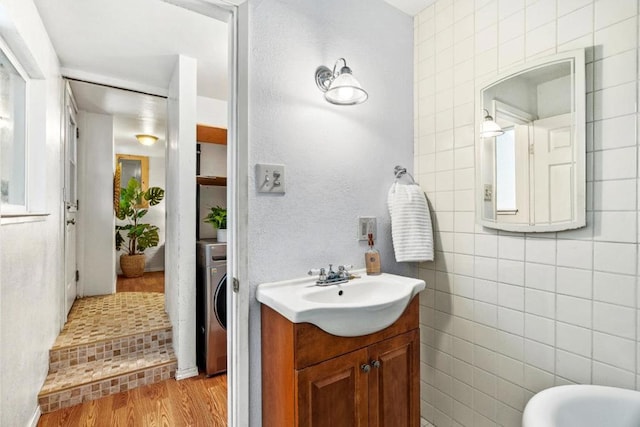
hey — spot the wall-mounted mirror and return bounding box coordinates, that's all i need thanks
[115,153,149,208]
[476,49,586,233]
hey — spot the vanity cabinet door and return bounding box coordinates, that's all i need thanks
[368,330,420,427]
[296,348,369,427]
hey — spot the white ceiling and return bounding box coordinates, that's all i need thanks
[34,0,431,141]
[34,0,229,101]
[383,0,435,16]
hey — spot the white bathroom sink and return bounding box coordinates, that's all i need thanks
[523,384,640,427]
[256,271,425,337]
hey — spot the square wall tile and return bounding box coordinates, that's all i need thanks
[556,267,592,299]
[525,238,556,265]
[476,234,498,258]
[557,239,593,270]
[593,332,635,371]
[594,211,637,243]
[593,271,636,307]
[556,294,592,328]
[524,313,555,345]
[593,146,637,181]
[593,17,637,60]
[525,22,556,57]
[498,283,524,310]
[498,259,525,286]
[593,241,636,275]
[592,362,635,389]
[593,179,636,211]
[525,289,555,319]
[558,5,593,45]
[593,83,637,121]
[558,0,592,17]
[475,279,498,304]
[525,0,556,31]
[594,0,637,30]
[525,339,555,372]
[593,301,636,339]
[556,350,591,383]
[593,50,637,91]
[556,322,592,357]
[499,10,524,43]
[525,262,556,292]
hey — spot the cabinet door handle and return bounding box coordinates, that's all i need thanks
[360,364,371,373]
[371,360,381,368]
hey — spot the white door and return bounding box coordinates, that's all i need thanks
[64,83,79,318]
[532,113,573,224]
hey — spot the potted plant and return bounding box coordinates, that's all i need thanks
[204,205,227,242]
[115,177,165,277]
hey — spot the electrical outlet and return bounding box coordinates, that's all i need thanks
[483,184,492,202]
[358,217,376,241]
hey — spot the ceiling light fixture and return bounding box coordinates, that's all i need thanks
[135,134,158,146]
[315,58,368,106]
[480,109,504,138]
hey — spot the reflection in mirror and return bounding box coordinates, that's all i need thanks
[476,50,586,233]
[115,154,149,208]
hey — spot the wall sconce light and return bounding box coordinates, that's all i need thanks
[135,134,158,146]
[315,58,368,105]
[480,109,504,138]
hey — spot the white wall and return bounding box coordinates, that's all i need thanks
[247,0,414,424]
[165,54,198,379]
[77,112,116,295]
[0,1,63,426]
[415,1,640,426]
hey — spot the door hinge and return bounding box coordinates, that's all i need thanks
[76,128,79,139]
[75,270,79,282]
[233,277,239,293]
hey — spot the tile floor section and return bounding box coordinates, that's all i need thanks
[38,292,176,413]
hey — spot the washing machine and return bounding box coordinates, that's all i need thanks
[196,239,227,376]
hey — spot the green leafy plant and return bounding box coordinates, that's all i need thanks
[115,177,165,255]
[204,205,227,229]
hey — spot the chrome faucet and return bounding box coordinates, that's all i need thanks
[308,264,353,286]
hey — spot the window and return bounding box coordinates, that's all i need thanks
[0,45,27,213]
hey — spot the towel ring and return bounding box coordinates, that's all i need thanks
[394,165,417,184]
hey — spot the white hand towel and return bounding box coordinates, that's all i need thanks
[387,182,434,262]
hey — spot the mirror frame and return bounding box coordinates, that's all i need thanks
[115,153,150,208]
[475,49,586,233]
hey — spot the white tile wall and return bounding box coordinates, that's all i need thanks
[415,0,640,425]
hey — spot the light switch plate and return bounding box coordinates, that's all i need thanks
[358,217,376,241]
[256,163,285,194]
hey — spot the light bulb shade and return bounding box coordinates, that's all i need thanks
[315,59,368,106]
[324,71,368,105]
[136,134,158,146]
[480,112,504,138]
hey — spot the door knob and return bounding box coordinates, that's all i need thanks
[361,364,371,373]
[66,219,76,225]
[371,360,381,368]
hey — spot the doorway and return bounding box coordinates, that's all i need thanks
[37,0,248,423]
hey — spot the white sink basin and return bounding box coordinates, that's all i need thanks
[523,385,640,427]
[256,271,425,337]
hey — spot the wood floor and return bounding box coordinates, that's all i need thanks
[116,271,164,293]
[38,373,228,427]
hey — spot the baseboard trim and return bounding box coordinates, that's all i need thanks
[27,405,41,427]
[175,366,199,380]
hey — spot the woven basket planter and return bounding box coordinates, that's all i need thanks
[120,254,146,278]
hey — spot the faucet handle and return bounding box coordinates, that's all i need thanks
[338,264,353,271]
[308,268,326,276]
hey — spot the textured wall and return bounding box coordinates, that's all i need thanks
[414,0,640,425]
[0,1,63,425]
[247,0,414,423]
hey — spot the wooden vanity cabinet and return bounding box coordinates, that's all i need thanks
[261,298,420,427]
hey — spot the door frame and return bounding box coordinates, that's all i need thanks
[159,1,248,426]
[61,80,80,327]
